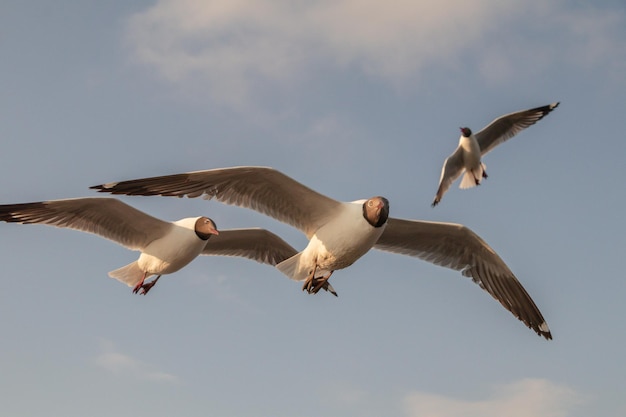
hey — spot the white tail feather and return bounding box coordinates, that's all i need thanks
[276,253,306,281]
[108,261,146,287]
[460,171,478,189]
[459,163,486,189]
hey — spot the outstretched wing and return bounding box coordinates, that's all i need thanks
[432,146,465,207]
[92,166,342,239]
[374,217,551,339]
[202,228,298,266]
[476,102,559,155]
[0,197,171,251]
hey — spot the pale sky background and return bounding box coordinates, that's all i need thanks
[1,1,625,416]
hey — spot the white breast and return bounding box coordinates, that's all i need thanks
[302,202,386,274]
[137,218,207,275]
[460,135,481,170]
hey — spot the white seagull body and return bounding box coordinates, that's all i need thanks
[432,102,560,206]
[92,166,552,339]
[0,197,297,294]
[277,198,388,287]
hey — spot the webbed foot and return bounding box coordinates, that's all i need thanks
[302,269,337,296]
[134,275,161,295]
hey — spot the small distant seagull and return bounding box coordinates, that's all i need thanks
[432,102,560,207]
[0,197,297,295]
[92,166,552,339]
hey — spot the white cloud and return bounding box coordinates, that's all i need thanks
[476,5,626,85]
[403,378,584,417]
[94,339,180,384]
[124,1,626,108]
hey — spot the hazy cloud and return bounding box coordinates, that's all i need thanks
[125,1,625,108]
[95,339,180,384]
[403,378,583,417]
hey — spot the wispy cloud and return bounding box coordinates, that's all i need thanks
[186,271,266,316]
[125,1,625,108]
[403,378,584,417]
[94,339,180,384]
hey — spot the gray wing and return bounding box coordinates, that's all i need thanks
[0,197,172,251]
[432,146,464,207]
[91,166,342,239]
[202,228,298,266]
[374,217,551,339]
[476,102,559,155]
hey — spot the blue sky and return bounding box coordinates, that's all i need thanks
[1,1,625,416]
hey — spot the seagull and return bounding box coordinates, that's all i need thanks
[0,197,297,295]
[91,166,552,339]
[432,102,560,207]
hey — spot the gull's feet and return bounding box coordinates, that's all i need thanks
[302,273,337,297]
[132,281,144,294]
[321,280,338,297]
[134,275,161,295]
[311,274,330,294]
[302,276,314,293]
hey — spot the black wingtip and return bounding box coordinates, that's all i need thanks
[542,101,560,116]
[89,183,116,192]
[537,321,552,340]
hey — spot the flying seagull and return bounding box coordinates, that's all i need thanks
[432,102,560,206]
[0,197,297,295]
[91,166,552,339]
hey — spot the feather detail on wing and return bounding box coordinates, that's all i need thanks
[374,218,551,339]
[0,198,171,251]
[92,166,342,239]
[432,147,464,206]
[202,228,298,266]
[476,102,559,155]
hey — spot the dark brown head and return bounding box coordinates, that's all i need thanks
[362,196,389,228]
[460,127,472,137]
[194,217,219,240]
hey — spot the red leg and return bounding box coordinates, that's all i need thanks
[139,275,161,295]
[132,272,147,294]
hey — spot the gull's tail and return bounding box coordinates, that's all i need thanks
[108,261,146,287]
